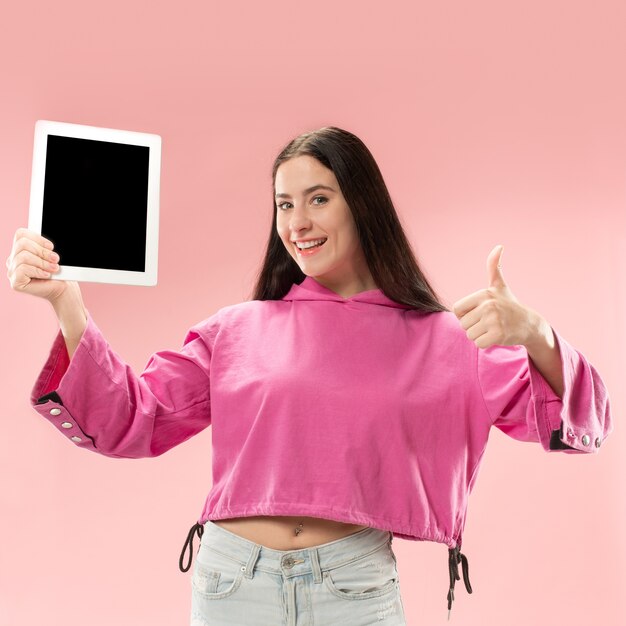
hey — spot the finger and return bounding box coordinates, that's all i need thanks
[11,235,59,266]
[465,318,491,343]
[9,248,59,275]
[10,262,52,290]
[13,228,54,250]
[456,302,485,332]
[7,243,48,276]
[452,288,485,319]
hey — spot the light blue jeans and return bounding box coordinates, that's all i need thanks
[189,520,407,625]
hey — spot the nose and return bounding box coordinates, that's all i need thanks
[289,205,312,233]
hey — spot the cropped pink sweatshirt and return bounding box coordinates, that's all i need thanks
[31,276,613,615]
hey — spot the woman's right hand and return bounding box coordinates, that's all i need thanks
[6,227,70,302]
[8,228,88,358]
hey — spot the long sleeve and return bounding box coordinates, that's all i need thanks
[476,325,612,453]
[30,311,217,459]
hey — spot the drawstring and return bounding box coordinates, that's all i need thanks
[179,522,204,573]
[447,545,472,620]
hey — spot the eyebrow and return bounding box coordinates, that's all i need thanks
[275,184,336,199]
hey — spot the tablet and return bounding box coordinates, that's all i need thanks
[28,120,161,286]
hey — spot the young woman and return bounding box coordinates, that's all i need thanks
[8,127,611,625]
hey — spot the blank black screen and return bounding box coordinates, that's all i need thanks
[41,135,150,271]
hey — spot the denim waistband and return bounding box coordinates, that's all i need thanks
[179,520,391,575]
[183,520,392,577]
[179,519,472,619]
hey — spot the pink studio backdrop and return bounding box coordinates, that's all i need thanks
[1,1,623,625]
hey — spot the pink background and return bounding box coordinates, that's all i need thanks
[1,1,623,624]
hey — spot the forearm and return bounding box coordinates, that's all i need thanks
[49,283,88,360]
[524,310,564,399]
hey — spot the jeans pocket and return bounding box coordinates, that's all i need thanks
[323,542,399,600]
[191,544,245,600]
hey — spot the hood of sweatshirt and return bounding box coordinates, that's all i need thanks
[281,276,413,309]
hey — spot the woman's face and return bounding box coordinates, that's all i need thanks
[275,155,376,296]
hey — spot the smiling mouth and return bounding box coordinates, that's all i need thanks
[294,238,328,253]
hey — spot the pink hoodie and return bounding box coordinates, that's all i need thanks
[31,276,612,615]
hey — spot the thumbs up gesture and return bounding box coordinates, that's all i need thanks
[452,245,537,349]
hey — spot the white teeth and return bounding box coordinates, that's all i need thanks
[296,238,327,249]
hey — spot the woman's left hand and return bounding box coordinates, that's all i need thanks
[452,245,540,349]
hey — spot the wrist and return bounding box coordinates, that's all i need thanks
[49,284,88,340]
[523,309,554,351]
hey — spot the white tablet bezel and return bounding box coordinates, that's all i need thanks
[28,119,161,286]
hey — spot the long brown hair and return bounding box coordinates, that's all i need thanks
[251,126,449,314]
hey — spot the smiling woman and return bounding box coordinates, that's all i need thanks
[273,154,377,298]
[10,126,612,626]
[253,126,449,311]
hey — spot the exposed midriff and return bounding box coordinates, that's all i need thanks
[212,515,369,550]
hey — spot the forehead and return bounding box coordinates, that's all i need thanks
[275,155,334,189]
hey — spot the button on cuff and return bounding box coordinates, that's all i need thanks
[34,400,97,450]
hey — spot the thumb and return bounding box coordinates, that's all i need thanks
[488,244,506,288]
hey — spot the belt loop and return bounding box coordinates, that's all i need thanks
[243,543,261,579]
[308,546,323,583]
